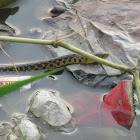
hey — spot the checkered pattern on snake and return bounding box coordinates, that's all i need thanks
[0,54,109,72]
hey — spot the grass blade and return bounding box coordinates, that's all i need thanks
[0,68,63,98]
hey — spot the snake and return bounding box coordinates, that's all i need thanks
[0,53,109,72]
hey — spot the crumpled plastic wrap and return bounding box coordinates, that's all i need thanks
[43,0,140,87]
[29,90,75,133]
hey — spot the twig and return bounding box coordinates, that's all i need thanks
[0,44,19,75]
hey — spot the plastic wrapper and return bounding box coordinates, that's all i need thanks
[43,0,140,87]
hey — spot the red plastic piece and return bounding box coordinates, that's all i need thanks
[70,80,135,129]
[102,80,134,129]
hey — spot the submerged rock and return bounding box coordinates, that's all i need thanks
[29,90,76,133]
[0,114,44,140]
[12,113,44,140]
[7,133,18,140]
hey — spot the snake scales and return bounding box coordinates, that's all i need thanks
[0,54,109,72]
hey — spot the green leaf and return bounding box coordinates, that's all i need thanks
[0,0,17,8]
[0,68,63,98]
[19,129,27,140]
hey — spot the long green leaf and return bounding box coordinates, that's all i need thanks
[0,68,63,98]
[19,129,27,140]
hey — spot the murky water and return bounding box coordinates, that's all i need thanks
[0,0,139,139]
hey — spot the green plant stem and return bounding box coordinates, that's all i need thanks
[0,36,132,73]
[0,68,63,97]
[0,36,54,45]
[133,70,140,104]
[57,42,132,73]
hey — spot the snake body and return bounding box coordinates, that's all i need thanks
[0,54,109,72]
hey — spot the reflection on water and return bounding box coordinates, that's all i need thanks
[16,0,43,19]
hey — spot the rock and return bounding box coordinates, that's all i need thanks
[0,114,45,140]
[12,113,42,140]
[29,90,76,133]
[7,134,18,140]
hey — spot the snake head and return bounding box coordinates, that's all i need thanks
[85,53,109,64]
[95,53,109,59]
